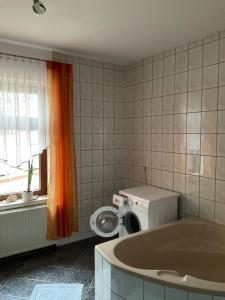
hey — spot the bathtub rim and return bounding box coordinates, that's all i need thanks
[95,217,225,296]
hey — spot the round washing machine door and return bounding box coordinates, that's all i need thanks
[123,211,141,234]
[90,206,122,238]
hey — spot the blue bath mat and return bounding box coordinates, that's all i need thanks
[30,283,83,300]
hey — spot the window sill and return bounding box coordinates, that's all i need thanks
[0,195,47,211]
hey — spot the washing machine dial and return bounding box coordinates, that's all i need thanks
[128,199,133,206]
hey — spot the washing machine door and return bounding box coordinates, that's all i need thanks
[123,211,141,234]
[90,206,122,238]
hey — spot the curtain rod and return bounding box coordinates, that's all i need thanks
[0,51,49,63]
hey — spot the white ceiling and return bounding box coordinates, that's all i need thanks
[1,0,225,64]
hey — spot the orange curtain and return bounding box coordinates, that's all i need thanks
[47,61,78,240]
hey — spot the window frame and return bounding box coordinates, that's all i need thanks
[0,149,47,201]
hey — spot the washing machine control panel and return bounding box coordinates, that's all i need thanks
[113,194,128,207]
[126,197,149,212]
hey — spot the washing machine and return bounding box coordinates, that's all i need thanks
[90,185,179,238]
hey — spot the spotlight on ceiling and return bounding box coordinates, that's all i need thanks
[32,0,46,15]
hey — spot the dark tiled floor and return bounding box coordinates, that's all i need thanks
[0,236,107,300]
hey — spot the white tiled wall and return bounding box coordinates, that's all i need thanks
[95,249,225,300]
[123,30,225,224]
[52,53,125,239]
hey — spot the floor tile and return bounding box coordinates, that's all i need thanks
[0,236,99,300]
[15,265,69,282]
[84,287,95,300]
[0,278,42,298]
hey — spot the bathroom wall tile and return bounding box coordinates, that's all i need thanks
[216,179,225,203]
[151,169,162,187]
[123,30,225,225]
[153,59,163,79]
[152,97,162,115]
[163,134,174,152]
[203,40,219,66]
[187,134,200,154]
[200,156,216,178]
[144,281,164,300]
[200,198,214,221]
[152,151,162,169]
[143,63,152,81]
[174,173,185,193]
[189,46,203,70]
[186,175,199,197]
[126,274,143,300]
[218,110,225,133]
[143,117,152,133]
[153,78,163,97]
[216,157,225,180]
[186,195,200,216]
[143,81,152,99]
[218,86,225,110]
[187,112,201,133]
[188,91,201,112]
[215,202,225,225]
[165,287,187,300]
[162,153,173,171]
[219,62,225,86]
[143,134,151,150]
[176,51,188,73]
[186,154,200,175]
[188,68,202,91]
[175,72,188,93]
[163,95,174,114]
[152,134,163,151]
[164,55,175,76]
[174,134,186,153]
[143,99,152,116]
[162,170,173,190]
[204,32,219,43]
[220,38,225,62]
[174,93,187,114]
[201,111,217,133]
[200,177,215,200]
[202,88,218,111]
[163,75,174,95]
[174,153,186,173]
[217,134,225,156]
[163,115,173,133]
[201,134,216,156]
[203,64,218,89]
[174,114,186,133]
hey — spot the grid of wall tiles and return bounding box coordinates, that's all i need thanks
[52,52,124,239]
[95,249,225,300]
[123,30,225,225]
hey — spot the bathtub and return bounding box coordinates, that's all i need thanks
[95,217,225,300]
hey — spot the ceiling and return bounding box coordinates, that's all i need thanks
[1,0,225,64]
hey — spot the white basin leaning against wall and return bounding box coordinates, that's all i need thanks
[95,217,225,300]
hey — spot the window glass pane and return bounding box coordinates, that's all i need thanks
[0,156,40,196]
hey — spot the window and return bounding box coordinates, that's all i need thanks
[0,55,48,200]
[0,150,47,201]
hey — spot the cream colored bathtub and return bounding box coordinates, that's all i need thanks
[96,217,225,296]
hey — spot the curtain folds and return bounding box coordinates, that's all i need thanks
[47,61,78,240]
[0,55,48,167]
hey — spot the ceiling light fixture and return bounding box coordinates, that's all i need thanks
[32,0,46,15]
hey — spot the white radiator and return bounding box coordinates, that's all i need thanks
[0,205,55,258]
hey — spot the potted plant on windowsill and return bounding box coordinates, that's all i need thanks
[22,158,34,202]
